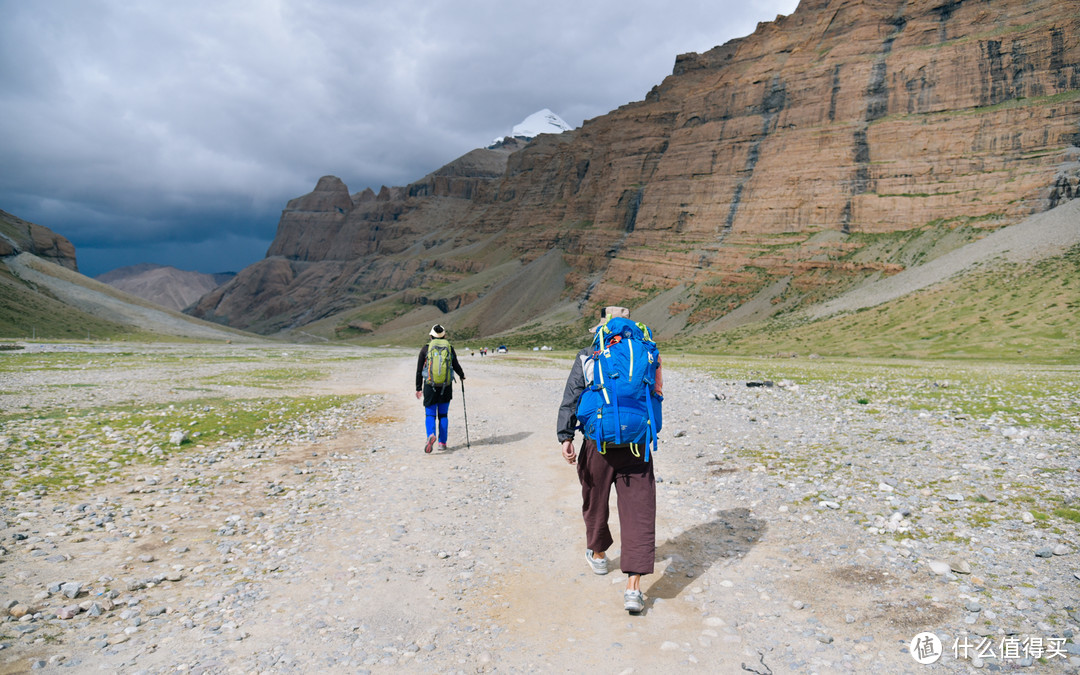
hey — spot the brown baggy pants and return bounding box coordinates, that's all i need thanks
[576,439,656,576]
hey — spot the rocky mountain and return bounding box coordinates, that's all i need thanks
[0,209,78,271]
[97,264,235,312]
[0,212,256,342]
[189,139,531,334]
[189,0,1079,344]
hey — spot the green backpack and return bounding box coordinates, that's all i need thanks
[425,338,454,390]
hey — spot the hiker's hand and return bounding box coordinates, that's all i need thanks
[561,440,576,465]
[415,391,422,399]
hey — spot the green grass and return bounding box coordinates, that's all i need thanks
[665,353,1080,432]
[0,264,141,340]
[0,394,364,498]
[486,319,594,351]
[200,367,328,388]
[0,346,372,376]
[335,298,415,337]
[1053,508,1080,524]
[679,243,1080,364]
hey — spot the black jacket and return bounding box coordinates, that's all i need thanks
[556,346,592,443]
[416,343,465,406]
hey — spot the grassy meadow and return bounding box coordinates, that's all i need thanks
[677,244,1080,364]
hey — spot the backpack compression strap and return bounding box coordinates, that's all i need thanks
[643,386,658,462]
[590,351,608,451]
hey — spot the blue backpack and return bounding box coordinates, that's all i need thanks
[575,317,663,460]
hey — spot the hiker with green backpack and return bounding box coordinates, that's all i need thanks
[416,324,466,453]
[556,306,664,614]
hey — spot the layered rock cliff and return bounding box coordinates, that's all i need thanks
[0,209,78,271]
[191,0,1079,340]
[191,141,525,333]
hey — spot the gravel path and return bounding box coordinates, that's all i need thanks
[1,344,1078,673]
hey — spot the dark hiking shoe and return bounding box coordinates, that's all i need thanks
[424,435,436,454]
[586,549,608,575]
[624,589,644,614]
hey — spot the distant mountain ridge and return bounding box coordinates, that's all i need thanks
[97,264,235,312]
[0,215,255,341]
[189,0,1079,346]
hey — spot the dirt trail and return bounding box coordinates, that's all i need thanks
[348,355,740,670]
[0,349,869,673]
[9,346,1073,673]
[204,353,750,672]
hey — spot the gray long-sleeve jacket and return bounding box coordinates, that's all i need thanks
[556,346,592,443]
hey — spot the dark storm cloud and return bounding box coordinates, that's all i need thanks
[0,0,799,276]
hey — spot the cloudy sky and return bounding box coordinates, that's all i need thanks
[0,0,799,277]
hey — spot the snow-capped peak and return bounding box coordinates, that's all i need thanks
[491,109,572,146]
[512,109,572,138]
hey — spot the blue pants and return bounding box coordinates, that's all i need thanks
[425,402,450,443]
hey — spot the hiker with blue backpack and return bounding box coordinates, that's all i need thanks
[557,306,664,614]
[416,324,466,453]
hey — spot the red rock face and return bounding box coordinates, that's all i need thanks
[195,0,1080,335]
[475,0,1079,299]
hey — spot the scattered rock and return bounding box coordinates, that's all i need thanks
[950,559,972,574]
[927,561,952,575]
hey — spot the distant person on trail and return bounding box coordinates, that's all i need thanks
[416,324,466,453]
[556,306,663,615]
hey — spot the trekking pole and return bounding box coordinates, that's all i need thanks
[460,378,471,449]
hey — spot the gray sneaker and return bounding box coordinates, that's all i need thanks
[624,589,644,614]
[585,549,608,575]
